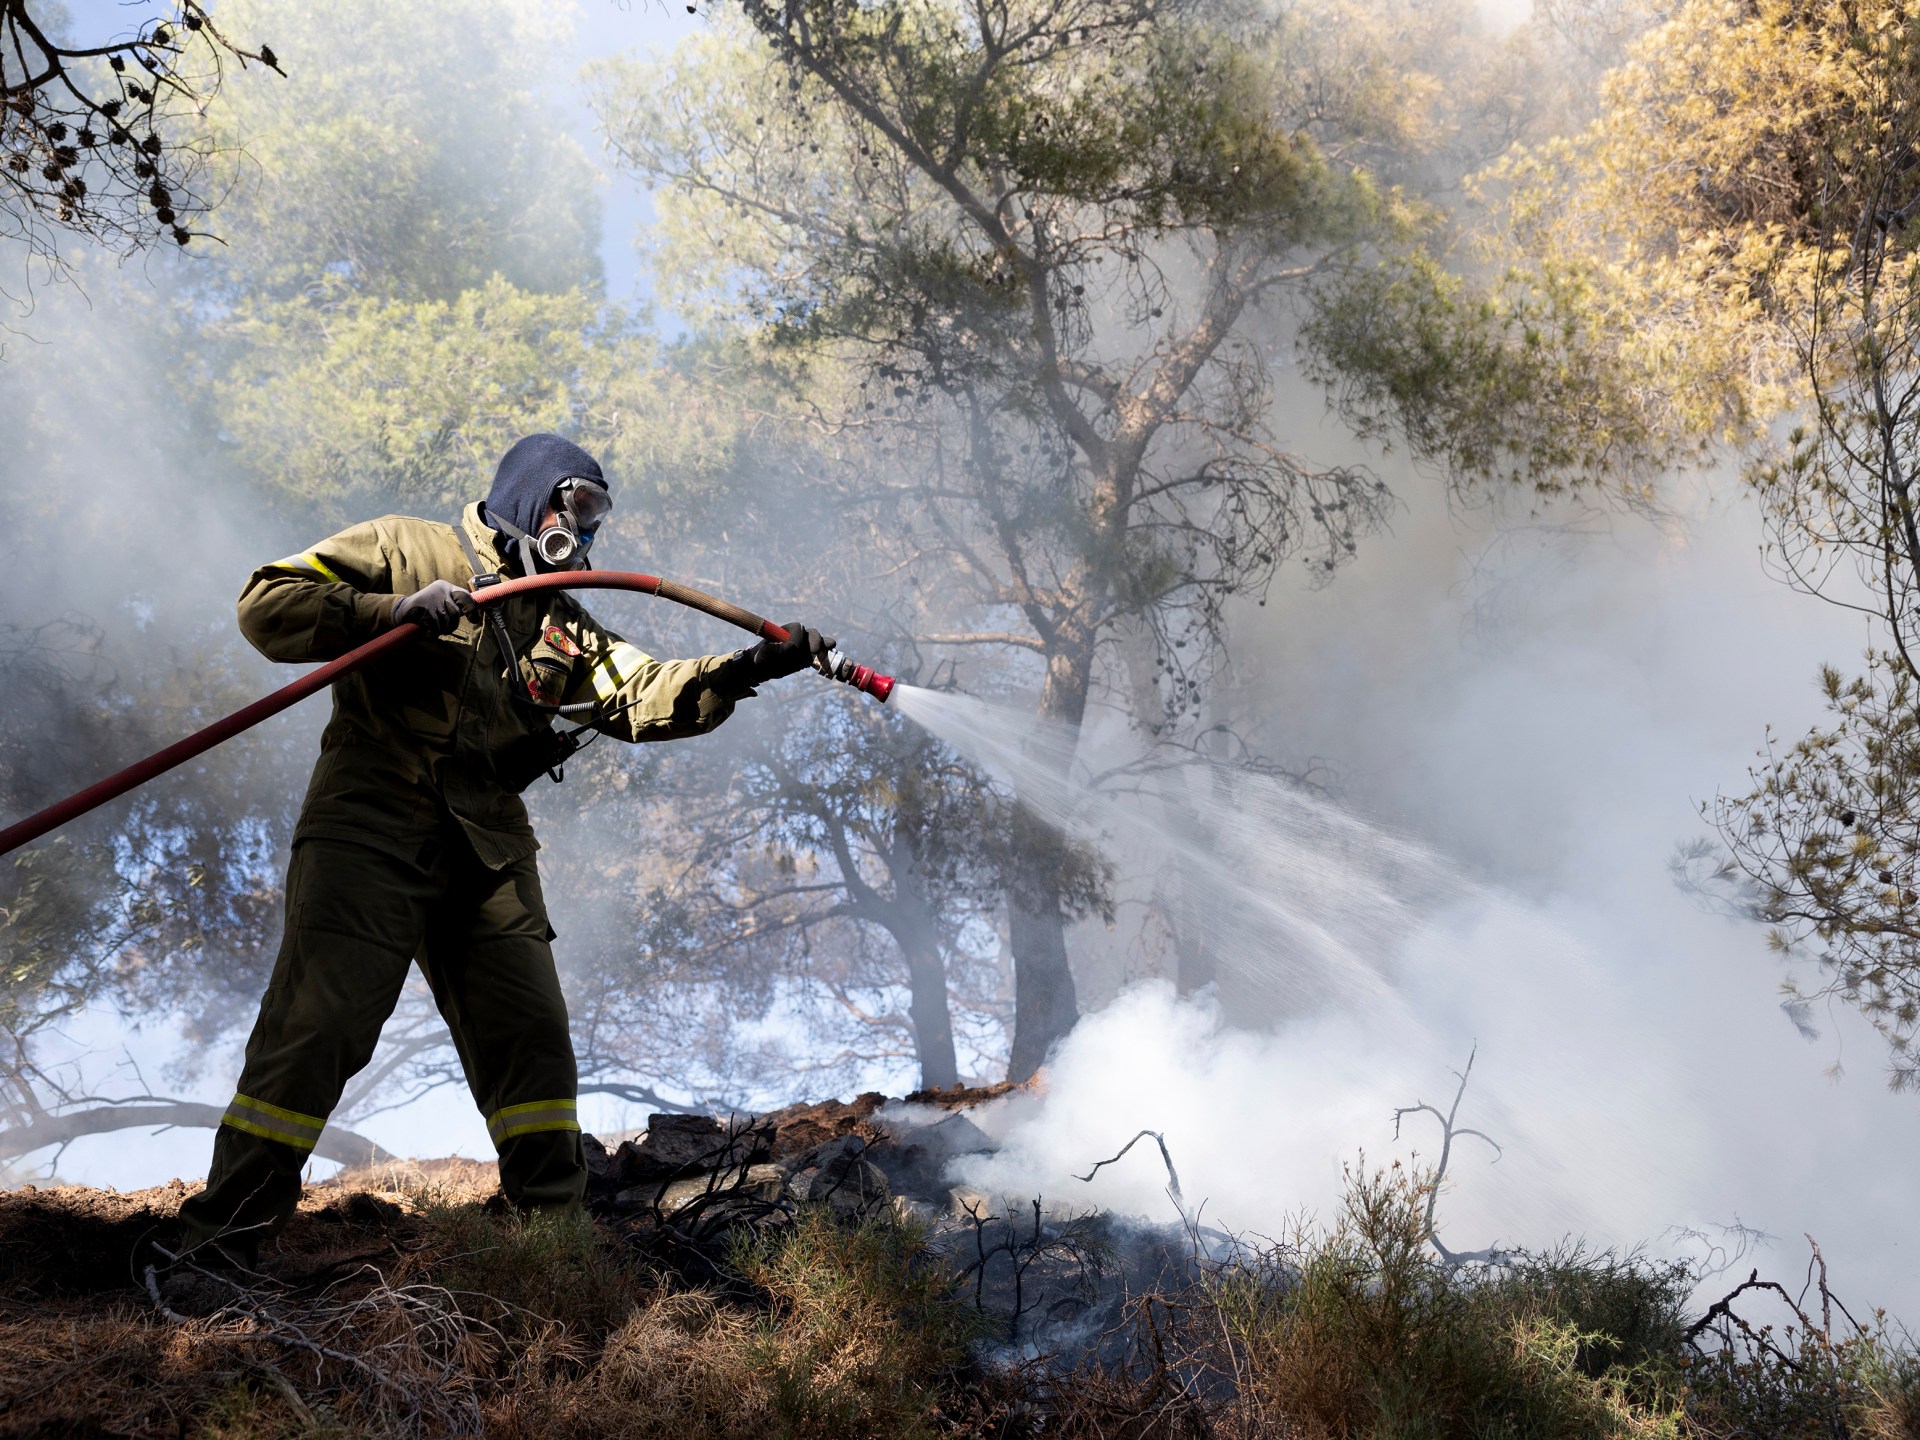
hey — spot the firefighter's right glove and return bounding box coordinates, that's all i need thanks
[391,580,479,635]
[741,622,835,685]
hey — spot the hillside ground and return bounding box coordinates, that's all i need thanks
[1,1112,1916,1438]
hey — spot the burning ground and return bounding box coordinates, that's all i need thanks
[3,1084,1918,1438]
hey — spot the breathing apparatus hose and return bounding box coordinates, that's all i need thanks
[0,570,895,860]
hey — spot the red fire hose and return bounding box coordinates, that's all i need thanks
[0,570,894,860]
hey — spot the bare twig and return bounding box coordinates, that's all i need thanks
[1391,1047,1506,1268]
[1076,1128,1188,1222]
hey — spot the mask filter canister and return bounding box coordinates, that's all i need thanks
[535,524,584,568]
[520,477,612,572]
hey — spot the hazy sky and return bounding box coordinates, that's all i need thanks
[557,0,699,305]
[46,0,692,300]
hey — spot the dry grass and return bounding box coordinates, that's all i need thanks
[0,1292,477,1437]
[0,1188,987,1438]
[5,1161,1920,1438]
[495,1290,773,1438]
[495,1206,987,1440]
[734,1206,990,1437]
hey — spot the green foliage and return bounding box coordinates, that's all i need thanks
[602,2,1387,371]
[197,0,601,304]
[595,0,1584,1075]
[0,840,126,1038]
[1682,6,1920,1087]
[1502,1245,1693,1385]
[1706,651,1920,1087]
[1479,1,1920,1086]
[216,277,606,525]
[0,605,296,1067]
[188,0,622,537]
[594,0,1415,725]
[1686,1311,1920,1440]
[1305,251,1700,506]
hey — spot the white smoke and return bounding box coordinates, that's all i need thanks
[915,470,1920,1321]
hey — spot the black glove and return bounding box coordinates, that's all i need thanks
[391,579,479,634]
[737,621,835,687]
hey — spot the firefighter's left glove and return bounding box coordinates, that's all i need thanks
[391,580,479,635]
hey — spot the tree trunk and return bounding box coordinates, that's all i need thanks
[903,934,960,1090]
[1007,892,1078,1078]
[1006,636,1093,1079]
[883,868,961,1090]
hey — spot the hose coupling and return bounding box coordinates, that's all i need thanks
[824,648,896,703]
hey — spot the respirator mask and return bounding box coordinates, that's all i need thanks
[495,476,613,572]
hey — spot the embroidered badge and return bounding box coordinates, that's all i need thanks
[542,624,583,657]
[527,659,568,704]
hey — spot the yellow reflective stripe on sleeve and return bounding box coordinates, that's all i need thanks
[485,1097,579,1147]
[221,1093,327,1152]
[266,552,346,584]
[589,641,653,702]
[301,552,345,584]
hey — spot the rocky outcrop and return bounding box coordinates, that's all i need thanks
[582,1084,1019,1224]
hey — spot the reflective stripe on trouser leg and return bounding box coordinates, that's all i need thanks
[487,1097,579,1147]
[417,845,584,1212]
[178,837,435,1260]
[221,1093,327,1151]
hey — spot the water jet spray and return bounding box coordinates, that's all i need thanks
[0,570,896,858]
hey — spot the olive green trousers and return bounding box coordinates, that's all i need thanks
[177,831,585,1264]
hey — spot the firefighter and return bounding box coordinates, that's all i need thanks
[171,433,831,1268]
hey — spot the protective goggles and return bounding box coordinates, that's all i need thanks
[556,476,611,536]
[532,477,613,568]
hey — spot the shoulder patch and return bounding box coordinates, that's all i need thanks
[543,624,583,657]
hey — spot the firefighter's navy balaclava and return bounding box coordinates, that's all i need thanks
[484,434,611,573]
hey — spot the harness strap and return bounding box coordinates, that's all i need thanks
[457,521,598,719]
[457,525,518,667]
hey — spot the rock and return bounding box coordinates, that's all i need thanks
[582,1132,615,1184]
[890,1195,937,1225]
[789,1136,891,1220]
[758,1092,888,1161]
[644,1113,729,1164]
[946,1184,994,1221]
[613,1162,787,1216]
[592,1112,773,1196]
[587,1088,1009,1218]
[863,1110,994,1201]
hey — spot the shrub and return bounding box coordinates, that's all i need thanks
[1194,1161,1689,1438]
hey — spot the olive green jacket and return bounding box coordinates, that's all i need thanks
[239,503,740,868]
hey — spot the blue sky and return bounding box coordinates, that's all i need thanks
[555,0,707,305]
